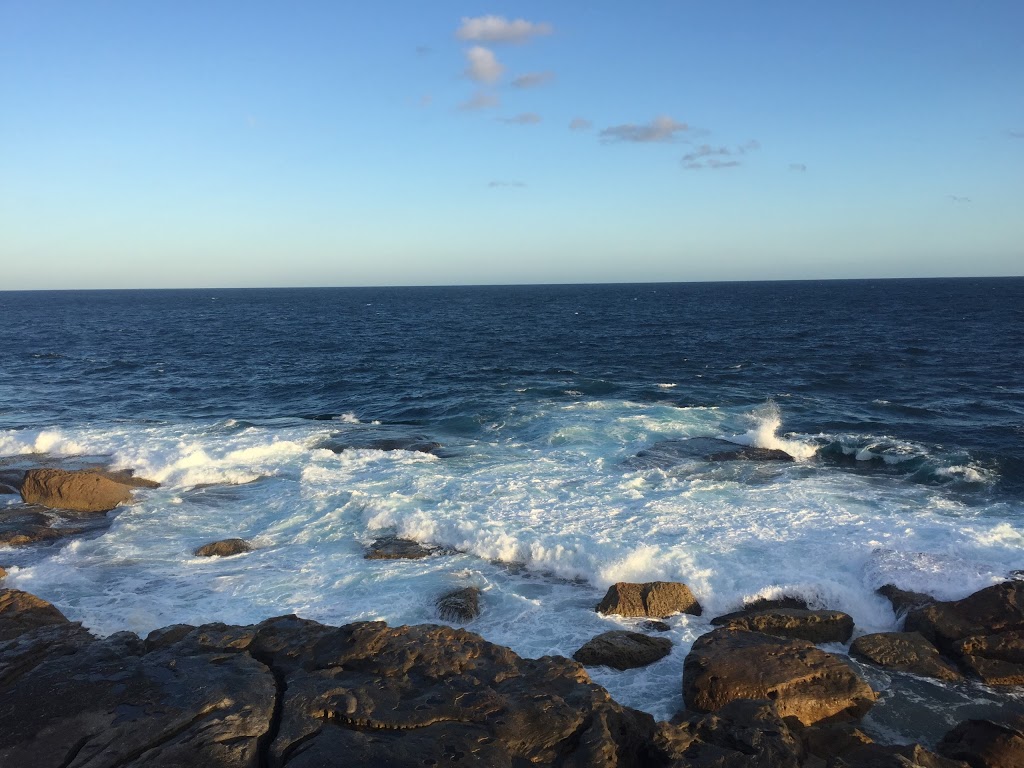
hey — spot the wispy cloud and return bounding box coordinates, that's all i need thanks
[488,180,527,188]
[682,140,760,170]
[569,118,593,132]
[465,46,504,83]
[1009,130,1024,139]
[948,195,972,203]
[457,16,553,43]
[500,113,541,125]
[600,116,689,143]
[789,163,807,172]
[511,71,555,89]
[459,91,500,111]
[415,45,432,57]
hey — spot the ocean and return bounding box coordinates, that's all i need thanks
[1,279,1023,740]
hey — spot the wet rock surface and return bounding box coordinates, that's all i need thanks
[20,468,135,512]
[194,538,253,557]
[938,716,1024,768]
[597,581,703,618]
[878,584,935,618]
[683,628,877,726]
[850,631,963,681]
[573,630,673,670]
[625,437,794,471]
[363,536,451,560]
[436,586,481,622]
[711,607,855,644]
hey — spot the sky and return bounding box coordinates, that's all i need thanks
[2,1,1023,289]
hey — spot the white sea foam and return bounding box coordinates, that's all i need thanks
[723,400,819,460]
[3,400,1022,721]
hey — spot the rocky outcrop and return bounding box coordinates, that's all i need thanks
[96,469,161,489]
[707,446,795,462]
[683,628,876,726]
[744,595,810,612]
[0,506,82,546]
[573,631,673,670]
[850,632,963,681]
[194,538,253,557]
[363,536,449,560]
[938,717,1024,768]
[878,584,935,618]
[711,607,854,644]
[0,588,71,641]
[321,436,443,455]
[641,620,671,632]
[19,468,133,512]
[955,630,1024,685]
[436,586,480,622]
[625,437,795,471]
[597,581,703,618]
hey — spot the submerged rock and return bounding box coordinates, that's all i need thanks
[0,507,78,547]
[19,468,133,513]
[194,538,252,557]
[641,620,672,632]
[363,536,445,560]
[320,435,443,455]
[683,628,876,726]
[850,632,963,681]
[436,586,480,623]
[939,716,1024,768]
[597,581,703,618]
[573,630,672,670]
[711,607,855,644]
[706,446,795,462]
[625,437,794,471]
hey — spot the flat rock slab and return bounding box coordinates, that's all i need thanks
[597,581,703,618]
[711,608,855,644]
[850,632,963,681]
[363,536,446,560]
[573,630,672,670]
[195,538,252,557]
[683,628,876,726]
[436,586,480,623]
[939,716,1024,768]
[20,468,132,513]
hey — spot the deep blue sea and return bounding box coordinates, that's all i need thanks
[1,279,1023,735]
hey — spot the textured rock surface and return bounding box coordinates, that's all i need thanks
[597,581,703,618]
[850,632,963,681]
[573,631,672,670]
[878,584,935,618]
[683,628,876,726]
[711,607,855,644]
[706,446,795,462]
[364,536,443,560]
[0,588,71,641]
[194,538,253,557]
[20,468,133,512]
[436,586,481,622]
[954,630,1024,685]
[939,717,1024,768]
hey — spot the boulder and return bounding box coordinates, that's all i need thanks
[656,699,803,768]
[194,538,252,557]
[905,581,1024,654]
[364,536,442,560]
[321,436,443,455]
[641,620,672,632]
[850,632,963,681]
[0,567,6,580]
[744,595,810,612]
[573,631,673,670]
[955,630,1024,686]
[711,608,855,644]
[19,468,132,513]
[683,628,876,726]
[939,717,1024,768]
[878,584,935,617]
[436,586,480,623]
[597,581,703,618]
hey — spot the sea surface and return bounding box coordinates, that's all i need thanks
[2,279,1023,741]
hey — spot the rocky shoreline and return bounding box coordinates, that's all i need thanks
[2,467,1023,766]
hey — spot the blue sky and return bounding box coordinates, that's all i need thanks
[2,1,1022,288]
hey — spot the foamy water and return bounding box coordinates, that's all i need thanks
[3,399,1020,722]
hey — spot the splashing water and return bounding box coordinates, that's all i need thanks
[728,400,819,460]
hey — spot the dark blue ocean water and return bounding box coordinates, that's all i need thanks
[3,278,1023,495]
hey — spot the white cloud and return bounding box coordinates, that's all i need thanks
[600,116,689,143]
[682,141,760,170]
[457,16,553,43]
[569,117,593,132]
[511,71,555,89]
[459,91,500,111]
[501,113,542,125]
[465,46,504,84]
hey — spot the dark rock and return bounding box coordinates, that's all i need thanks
[625,437,794,471]
[321,435,443,455]
[0,507,70,547]
[641,620,672,632]
[745,595,811,612]
[711,608,855,644]
[830,743,971,768]
[20,468,132,512]
[800,722,876,763]
[683,628,877,726]
[0,589,70,641]
[905,581,1024,655]
[597,581,703,618]
[97,469,161,488]
[850,632,963,681]
[955,630,1024,685]
[878,584,935,617]
[573,631,672,670]
[939,717,1024,768]
[656,699,803,768]
[194,538,252,557]
[436,586,481,623]
[707,446,795,462]
[0,483,18,495]
[364,536,446,560]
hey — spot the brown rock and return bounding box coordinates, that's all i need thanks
[745,595,810,611]
[573,631,673,670]
[194,538,252,557]
[850,632,963,681]
[641,620,672,632]
[801,722,875,763]
[597,581,703,618]
[20,468,132,513]
[905,582,1024,654]
[0,567,6,580]
[683,628,876,726]
[711,608,855,644]
[0,588,70,641]
[955,630,1024,686]
[364,536,438,560]
[436,586,481,623]
[878,584,935,617]
[831,743,971,768]
[97,469,161,488]
[939,717,1024,768]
